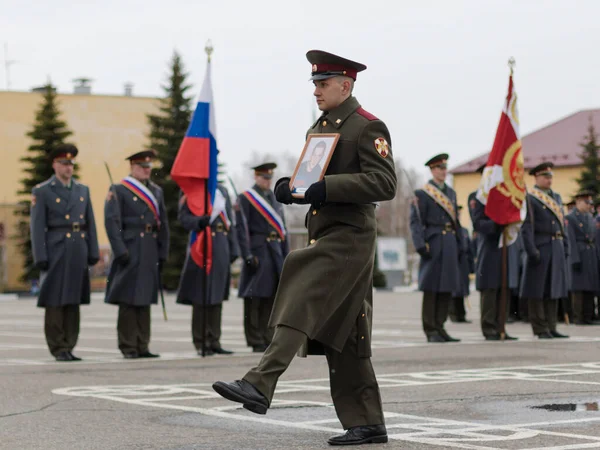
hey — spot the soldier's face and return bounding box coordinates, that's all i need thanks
[131,163,152,181]
[535,174,552,189]
[313,78,348,111]
[430,165,447,183]
[255,174,272,190]
[52,160,74,182]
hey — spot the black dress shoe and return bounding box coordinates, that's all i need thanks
[197,348,215,356]
[55,351,73,362]
[456,318,472,323]
[427,335,446,343]
[504,334,518,341]
[212,347,233,355]
[212,379,269,415]
[537,332,553,339]
[440,331,461,342]
[123,352,139,359]
[138,351,160,358]
[485,334,501,341]
[328,425,388,446]
[68,352,82,361]
[550,331,569,338]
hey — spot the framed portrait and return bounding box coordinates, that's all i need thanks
[289,133,340,198]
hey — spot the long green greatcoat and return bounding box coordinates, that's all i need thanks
[104,181,170,306]
[269,96,397,357]
[30,176,100,308]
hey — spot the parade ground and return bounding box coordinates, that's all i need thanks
[1,290,600,450]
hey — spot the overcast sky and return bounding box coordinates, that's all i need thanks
[3,0,599,181]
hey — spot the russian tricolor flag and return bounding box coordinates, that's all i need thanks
[171,58,219,272]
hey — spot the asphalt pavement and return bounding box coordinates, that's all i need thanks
[1,290,600,449]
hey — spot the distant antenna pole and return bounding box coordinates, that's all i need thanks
[4,43,17,90]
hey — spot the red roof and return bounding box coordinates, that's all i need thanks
[451,109,600,174]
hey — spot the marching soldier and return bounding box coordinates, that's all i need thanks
[104,150,170,358]
[449,206,474,323]
[235,163,289,352]
[214,50,396,446]
[471,193,519,341]
[520,162,569,339]
[176,183,240,355]
[566,190,599,325]
[410,153,463,343]
[30,144,99,361]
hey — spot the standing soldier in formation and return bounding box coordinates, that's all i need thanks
[471,189,519,341]
[449,206,474,323]
[104,150,170,358]
[520,162,569,339]
[410,153,462,343]
[30,144,99,361]
[176,183,240,355]
[214,50,396,446]
[566,190,599,325]
[236,163,289,353]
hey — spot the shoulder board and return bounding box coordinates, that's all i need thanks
[356,107,378,121]
[148,181,162,191]
[34,178,53,189]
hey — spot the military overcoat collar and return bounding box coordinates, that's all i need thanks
[49,175,81,211]
[317,96,360,130]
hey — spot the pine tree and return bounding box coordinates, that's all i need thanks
[15,83,75,282]
[148,51,193,289]
[576,118,600,196]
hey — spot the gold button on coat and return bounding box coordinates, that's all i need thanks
[80,214,84,219]
[65,214,70,219]
[312,210,317,216]
[322,120,327,127]
[140,232,144,237]
[310,239,316,244]
[56,198,60,203]
[80,197,84,202]
[66,232,71,238]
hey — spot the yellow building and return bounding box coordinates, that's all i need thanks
[0,88,159,291]
[451,109,600,227]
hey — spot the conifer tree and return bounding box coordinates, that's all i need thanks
[576,119,600,196]
[15,83,75,282]
[147,51,193,289]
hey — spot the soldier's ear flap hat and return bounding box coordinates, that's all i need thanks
[307,50,366,81]
[126,149,158,168]
[49,143,78,164]
[252,162,277,180]
[529,162,554,176]
[425,153,449,169]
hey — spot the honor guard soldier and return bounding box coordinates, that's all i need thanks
[471,186,519,340]
[566,190,599,325]
[104,150,170,358]
[214,50,396,446]
[235,162,289,353]
[520,162,569,339]
[176,183,240,355]
[30,144,100,361]
[410,154,463,343]
[449,206,474,323]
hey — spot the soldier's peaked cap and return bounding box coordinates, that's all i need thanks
[528,161,554,176]
[252,162,277,179]
[49,143,78,161]
[574,189,594,198]
[307,50,367,81]
[126,149,157,167]
[425,153,449,167]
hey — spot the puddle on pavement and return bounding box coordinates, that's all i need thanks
[531,402,599,412]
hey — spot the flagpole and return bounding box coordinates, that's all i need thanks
[201,40,214,358]
[499,58,515,342]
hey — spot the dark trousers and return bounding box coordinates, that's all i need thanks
[519,297,529,321]
[449,297,467,322]
[572,291,595,323]
[244,297,275,347]
[44,305,80,356]
[528,298,558,335]
[422,291,451,337]
[480,289,510,337]
[244,325,384,429]
[118,305,151,354]
[192,303,223,350]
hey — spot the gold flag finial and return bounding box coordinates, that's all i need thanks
[508,57,516,75]
[205,40,214,62]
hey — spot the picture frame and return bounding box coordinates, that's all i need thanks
[289,133,340,198]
